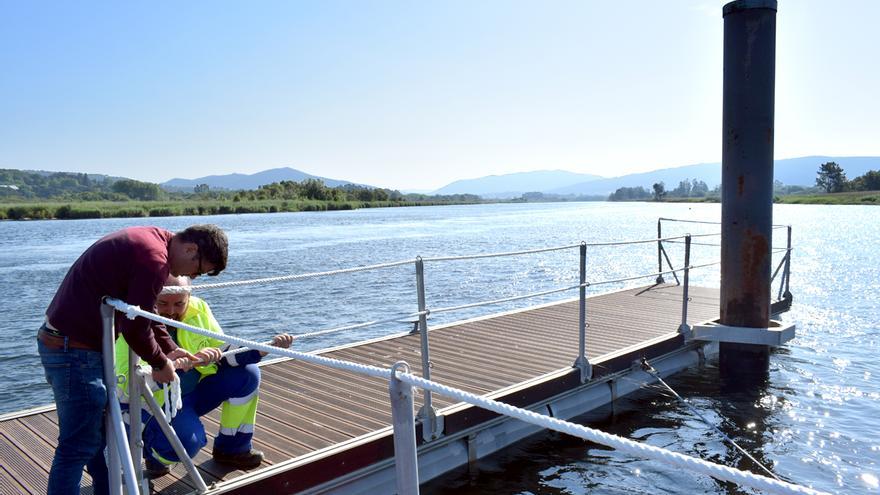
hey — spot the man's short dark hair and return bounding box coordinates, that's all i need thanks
[177,224,228,276]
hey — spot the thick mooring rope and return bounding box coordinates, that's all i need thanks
[397,372,828,495]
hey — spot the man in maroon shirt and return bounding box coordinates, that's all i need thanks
[37,224,228,495]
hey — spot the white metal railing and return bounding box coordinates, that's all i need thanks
[99,296,826,495]
[656,218,793,303]
[96,219,798,494]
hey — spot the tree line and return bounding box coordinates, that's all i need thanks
[814,162,880,193]
[608,161,880,202]
[0,169,480,205]
[608,179,711,201]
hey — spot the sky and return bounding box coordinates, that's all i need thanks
[1,1,878,191]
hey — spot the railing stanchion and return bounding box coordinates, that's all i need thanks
[100,301,139,495]
[389,362,420,495]
[128,347,147,493]
[414,257,440,441]
[679,235,692,336]
[573,242,592,382]
[656,219,665,283]
[139,375,209,493]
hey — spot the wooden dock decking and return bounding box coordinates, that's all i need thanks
[1,283,744,494]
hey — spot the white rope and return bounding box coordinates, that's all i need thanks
[423,235,707,263]
[688,260,722,270]
[162,231,725,295]
[292,310,427,340]
[422,243,581,262]
[658,217,789,229]
[430,284,584,315]
[135,366,182,420]
[395,372,829,495]
[588,265,690,287]
[663,240,724,247]
[217,308,425,358]
[427,260,725,316]
[182,258,416,292]
[659,217,722,225]
[663,240,792,254]
[103,298,392,381]
[583,232,714,246]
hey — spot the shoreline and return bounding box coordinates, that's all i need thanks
[0,198,481,221]
[3,191,878,221]
[611,190,880,206]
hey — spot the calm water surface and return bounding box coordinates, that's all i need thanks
[0,202,877,494]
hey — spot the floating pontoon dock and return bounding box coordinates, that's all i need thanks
[0,281,792,495]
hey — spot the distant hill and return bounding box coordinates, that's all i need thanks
[161,167,367,192]
[549,156,880,196]
[432,170,604,199]
[0,169,132,199]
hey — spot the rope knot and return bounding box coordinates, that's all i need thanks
[123,305,139,320]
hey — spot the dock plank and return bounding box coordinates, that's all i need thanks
[0,431,48,494]
[0,465,30,495]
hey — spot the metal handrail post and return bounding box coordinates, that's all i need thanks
[660,245,681,285]
[389,362,420,495]
[656,219,665,283]
[414,257,439,441]
[679,235,692,336]
[573,243,591,382]
[128,347,146,493]
[139,374,209,493]
[783,225,792,300]
[100,302,139,495]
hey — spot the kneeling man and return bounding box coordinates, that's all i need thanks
[116,275,293,477]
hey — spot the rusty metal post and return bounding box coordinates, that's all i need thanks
[719,0,777,375]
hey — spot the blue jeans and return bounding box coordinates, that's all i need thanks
[38,338,109,495]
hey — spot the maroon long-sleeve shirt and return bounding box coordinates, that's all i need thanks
[46,226,178,368]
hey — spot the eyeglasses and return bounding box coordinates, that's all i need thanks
[196,251,204,278]
[194,245,220,277]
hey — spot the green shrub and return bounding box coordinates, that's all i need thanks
[148,207,176,217]
[55,204,73,219]
[113,208,147,218]
[67,207,103,219]
[4,205,53,219]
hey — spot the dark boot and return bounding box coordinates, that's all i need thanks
[144,457,171,479]
[212,448,264,470]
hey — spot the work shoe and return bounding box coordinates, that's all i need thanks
[212,448,264,470]
[144,457,171,479]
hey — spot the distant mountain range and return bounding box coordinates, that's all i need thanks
[430,156,880,198]
[432,170,604,199]
[161,167,367,191]
[20,155,872,198]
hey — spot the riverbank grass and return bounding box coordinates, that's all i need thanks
[0,199,440,220]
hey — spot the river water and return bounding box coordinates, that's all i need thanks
[0,202,877,494]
